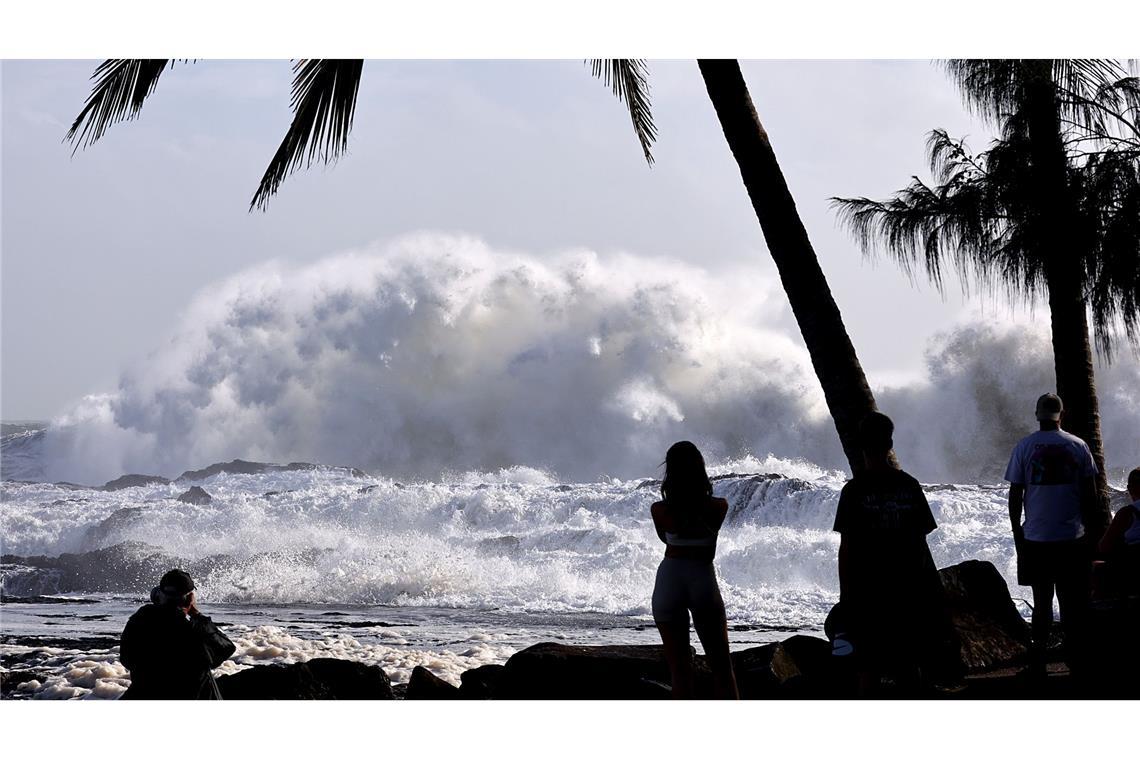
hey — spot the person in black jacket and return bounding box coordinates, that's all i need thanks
[119,569,236,699]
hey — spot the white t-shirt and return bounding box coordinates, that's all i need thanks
[1004,429,1098,542]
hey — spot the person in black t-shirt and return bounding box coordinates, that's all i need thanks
[831,412,957,693]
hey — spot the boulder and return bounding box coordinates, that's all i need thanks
[176,486,213,505]
[176,459,367,482]
[101,474,171,491]
[1,541,181,595]
[939,560,1030,672]
[459,664,506,699]
[493,644,686,699]
[217,658,393,700]
[405,666,461,700]
[83,507,146,549]
[730,635,834,698]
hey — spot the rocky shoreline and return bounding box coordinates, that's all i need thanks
[198,560,1135,700]
[4,558,1136,700]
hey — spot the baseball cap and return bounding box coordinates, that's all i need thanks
[159,568,195,595]
[1035,393,1063,422]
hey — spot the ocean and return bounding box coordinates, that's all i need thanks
[1,424,1026,700]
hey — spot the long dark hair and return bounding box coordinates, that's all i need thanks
[660,441,713,520]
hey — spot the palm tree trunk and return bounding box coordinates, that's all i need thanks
[1024,61,1111,533]
[697,59,885,476]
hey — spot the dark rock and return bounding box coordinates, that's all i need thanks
[0,669,51,696]
[178,459,275,481]
[83,507,146,548]
[217,658,393,700]
[459,663,506,699]
[176,459,367,483]
[406,666,461,700]
[493,644,686,699]
[2,635,119,651]
[730,635,834,698]
[320,620,400,628]
[1,541,181,595]
[0,594,99,605]
[939,560,1030,672]
[177,486,213,505]
[476,536,522,556]
[101,474,171,491]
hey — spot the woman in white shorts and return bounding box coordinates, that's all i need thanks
[650,441,739,698]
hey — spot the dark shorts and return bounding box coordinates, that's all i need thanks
[1016,537,1090,587]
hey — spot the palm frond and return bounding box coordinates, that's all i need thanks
[587,59,657,165]
[250,59,364,211]
[66,59,173,151]
[832,129,1045,305]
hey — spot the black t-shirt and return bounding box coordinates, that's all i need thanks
[833,468,938,613]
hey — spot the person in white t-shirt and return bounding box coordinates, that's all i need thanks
[1004,393,1098,670]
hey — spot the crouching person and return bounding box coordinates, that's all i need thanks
[120,569,236,699]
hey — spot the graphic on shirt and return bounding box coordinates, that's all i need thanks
[856,490,917,531]
[1027,443,1081,486]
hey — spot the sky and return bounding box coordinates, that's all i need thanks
[2,59,1017,420]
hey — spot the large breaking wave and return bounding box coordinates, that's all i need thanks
[3,233,1139,486]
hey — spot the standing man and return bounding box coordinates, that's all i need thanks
[119,568,236,699]
[832,412,958,693]
[1004,393,1099,673]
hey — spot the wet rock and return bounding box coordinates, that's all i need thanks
[476,536,522,556]
[176,486,213,505]
[730,636,834,698]
[459,663,506,699]
[493,644,685,699]
[217,658,393,700]
[1,541,181,595]
[0,595,99,605]
[176,459,367,482]
[84,507,147,548]
[0,669,51,697]
[406,666,461,700]
[939,560,1030,672]
[101,474,171,491]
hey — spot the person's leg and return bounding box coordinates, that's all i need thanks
[1029,582,1055,672]
[656,620,694,698]
[1055,541,1091,674]
[652,559,695,698]
[692,609,739,700]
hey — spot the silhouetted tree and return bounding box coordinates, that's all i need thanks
[833,60,1140,523]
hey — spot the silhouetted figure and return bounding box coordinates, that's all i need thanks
[119,569,235,699]
[832,412,956,694]
[1004,393,1098,672]
[650,441,739,699]
[1094,467,1140,598]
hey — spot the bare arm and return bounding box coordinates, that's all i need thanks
[837,535,851,600]
[650,502,669,545]
[1079,475,1105,542]
[1098,507,1134,556]
[1008,484,1025,539]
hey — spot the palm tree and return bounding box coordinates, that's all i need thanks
[833,60,1140,528]
[68,58,886,474]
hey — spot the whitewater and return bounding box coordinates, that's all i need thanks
[0,449,1023,699]
[2,234,1138,699]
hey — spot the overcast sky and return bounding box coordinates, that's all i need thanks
[2,59,1017,420]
